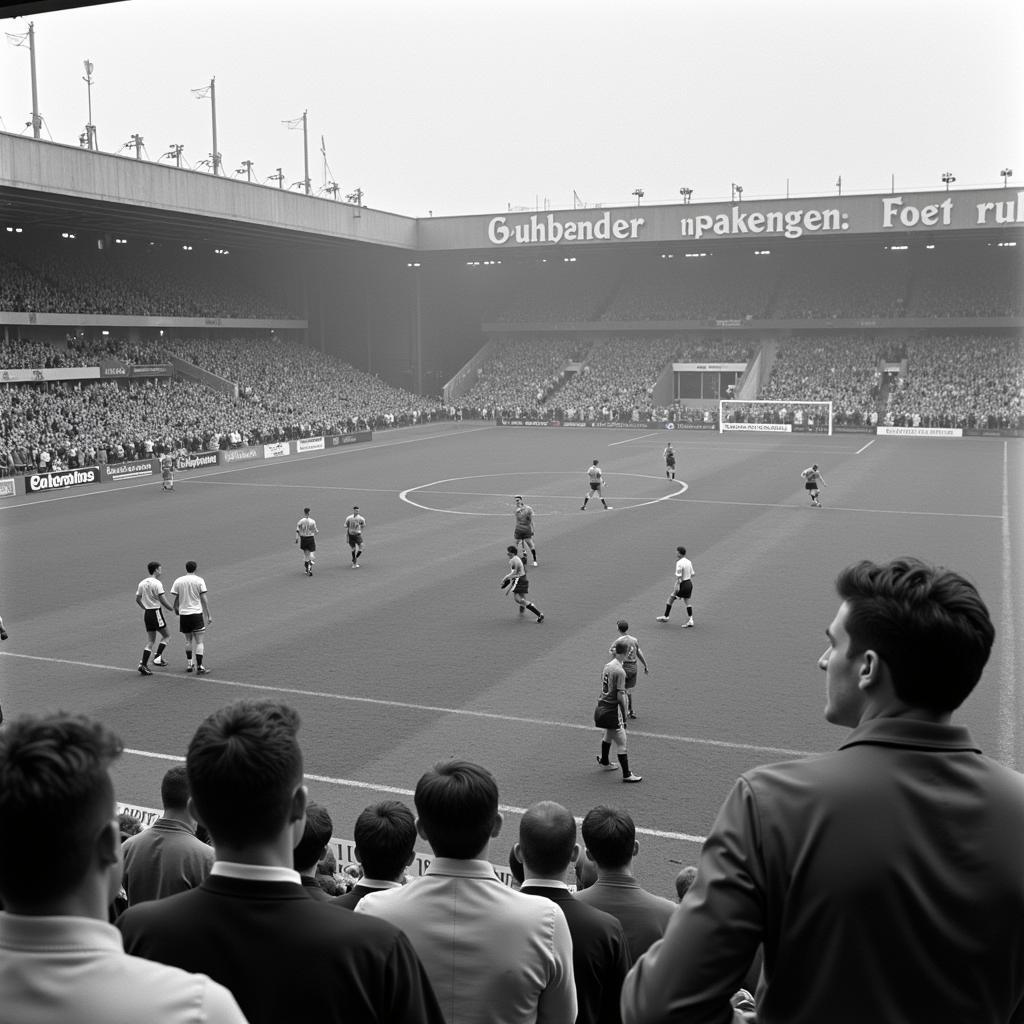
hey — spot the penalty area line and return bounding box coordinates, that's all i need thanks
[855,439,875,455]
[122,746,707,844]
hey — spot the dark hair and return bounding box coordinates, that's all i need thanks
[147,560,160,575]
[617,619,628,632]
[676,546,686,556]
[507,545,518,555]
[185,560,198,573]
[836,557,994,712]
[613,640,628,655]
[160,763,190,810]
[0,712,123,902]
[119,810,143,840]
[354,800,417,880]
[186,700,303,846]
[293,802,334,872]
[675,865,699,901]
[414,761,498,859]
[519,801,576,877]
[303,507,310,515]
[581,805,635,869]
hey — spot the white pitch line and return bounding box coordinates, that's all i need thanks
[607,432,662,446]
[0,651,814,759]
[123,746,707,844]
[855,439,875,455]
[668,497,1000,519]
[0,425,492,512]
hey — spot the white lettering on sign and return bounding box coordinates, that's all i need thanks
[487,212,645,246]
[680,206,847,240]
[975,192,1024,226]
[881,196,953,229]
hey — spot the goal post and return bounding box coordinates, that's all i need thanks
[718,399,833,435]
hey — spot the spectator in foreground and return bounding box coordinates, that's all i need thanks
[575,806,676,963]
[0,712,246,1024]
[357,760,577,1024]
[117,700,444,1024]
[622,557,1024,1024]
[121,764,214,905]
[516,800,632,1024]
[292,801,334,902]
[332,799,417,909]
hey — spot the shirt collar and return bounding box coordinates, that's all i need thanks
[357,877,404,890]
[0,913,123,952]
[521,878,570,891]
[425,857,502,880]
[211,861,301,885]
[839,717,981,753]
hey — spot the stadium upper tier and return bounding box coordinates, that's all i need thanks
[484,245,1022,323]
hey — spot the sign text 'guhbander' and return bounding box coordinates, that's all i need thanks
[488,212,645,246]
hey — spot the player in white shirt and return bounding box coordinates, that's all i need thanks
[656,546,696,627]
[295,507,319,576]
[580,459,611,511]
[344,506,366,567]
[169,561,212,674]
[513,496,538,565]
[135,561,175,676]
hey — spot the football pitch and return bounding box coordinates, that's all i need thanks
[2,423,1022,898]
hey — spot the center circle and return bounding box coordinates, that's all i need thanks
[398,472,687,516]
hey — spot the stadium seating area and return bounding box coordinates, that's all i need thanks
[885,335,1024,428]
[758,336,888,426]
[0,248,299,319]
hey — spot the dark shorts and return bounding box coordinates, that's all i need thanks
[674,579,694,600]
[512,577,529,595]
[299,536,316,552]
[589,482,601,491]
[666,457,675,467]
[347,533,363,548]
[805,480,818,491]
[143,608,166,632]
[179,612,205,634]
[594,699,622,730]
[514,526,533,540]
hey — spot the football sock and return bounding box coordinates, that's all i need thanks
[600,741,611,763]
[618,753,632,778]
[686,606,693,617]
[155,642,166,659]
[663,604,673,617]
[185,647,193,663]
[526,603,540,616]
[141,648,151,666]
[196,653,204,668]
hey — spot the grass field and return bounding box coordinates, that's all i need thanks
[2,422,1022,898]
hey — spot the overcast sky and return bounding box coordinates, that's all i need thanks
[1,0,1021,217]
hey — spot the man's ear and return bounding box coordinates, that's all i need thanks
[857,649,882,691]
[513,841,524,865]
[633,839,639,858]
[290,784,308,824]
[491,812,503,839]
[95,817,120,870]
[569,842,580,864]
[187,796,206,832]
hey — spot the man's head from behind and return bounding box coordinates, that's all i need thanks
[353,800,417,881]
[293,802,334,874]
[517,800,577,880]
[186,700,305,848]
[831,557,994,717]
[414,760,500,859]
[581,805,637,870]
[160,763,191,814]
[0,712,123,909]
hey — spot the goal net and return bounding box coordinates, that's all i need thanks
[718,399,833,435]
